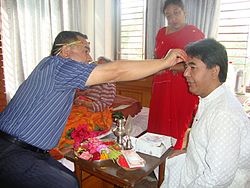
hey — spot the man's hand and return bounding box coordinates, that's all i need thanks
[163,49,187,67]
[170,62,186,75]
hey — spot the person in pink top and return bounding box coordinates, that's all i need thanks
[148,0,205,149]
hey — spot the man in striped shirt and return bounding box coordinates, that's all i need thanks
[52,56,117,167]
[0,31,186,188]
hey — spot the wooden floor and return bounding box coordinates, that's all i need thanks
[81,171,114,188]
[79,171,158,188]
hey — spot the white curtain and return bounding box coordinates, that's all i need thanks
[1,0,115,101]
[83,0,116,60]
[184,0,221,38]
[146,0,165,59]
[146,0,221,59]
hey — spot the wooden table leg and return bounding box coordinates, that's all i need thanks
[158,159,166,188]
[74,163,82,188]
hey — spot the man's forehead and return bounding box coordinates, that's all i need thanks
[77,38,90,50]
[77,36,90,44]
[185,56,195,64]
[81,39,90,46]
[186,56,202,65]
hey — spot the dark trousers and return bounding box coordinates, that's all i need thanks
[0,137,79,188]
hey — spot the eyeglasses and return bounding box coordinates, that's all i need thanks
[54,40,84,56]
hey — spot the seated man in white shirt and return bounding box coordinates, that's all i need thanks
[163,38,250,188]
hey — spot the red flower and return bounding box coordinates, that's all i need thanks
[71,124,109,149]
[92,152,101,160]
[71,124,91,148]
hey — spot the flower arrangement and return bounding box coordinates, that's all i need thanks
[75,137,121,161]
[71,124,121,161]
[70,124,107,148]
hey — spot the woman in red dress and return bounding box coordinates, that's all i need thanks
[148,0,204,149]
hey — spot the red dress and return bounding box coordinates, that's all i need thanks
[148,25,204,149]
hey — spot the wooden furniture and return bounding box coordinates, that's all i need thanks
[65,148,173,188]
[116,76,152,107]
[111,95,142,118]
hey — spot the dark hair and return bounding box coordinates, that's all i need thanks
[185,38,228,83]
[163,0,184,14]
[50,31,88,56]
[97,56,112,63]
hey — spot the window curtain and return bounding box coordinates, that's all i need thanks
[146,0,221,59]
[86,0,116,61]
[184,0,221,38]
[1,0,115,101]
[146,0,165,59]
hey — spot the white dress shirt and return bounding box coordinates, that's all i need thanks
[163,84,250,188]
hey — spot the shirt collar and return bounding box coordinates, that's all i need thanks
[200,83,226,104]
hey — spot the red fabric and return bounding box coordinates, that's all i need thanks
[148,25,204,149]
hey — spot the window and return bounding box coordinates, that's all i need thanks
[118,0,146,60]
[217,0,250,89]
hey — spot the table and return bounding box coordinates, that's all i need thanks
[65,148,173,188]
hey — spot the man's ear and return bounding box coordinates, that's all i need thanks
[212,65,220,79]
[60,45,71,58]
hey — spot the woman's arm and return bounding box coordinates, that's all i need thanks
[91,84,116,112]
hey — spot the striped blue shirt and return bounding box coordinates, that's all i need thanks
[0,56,96,150]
